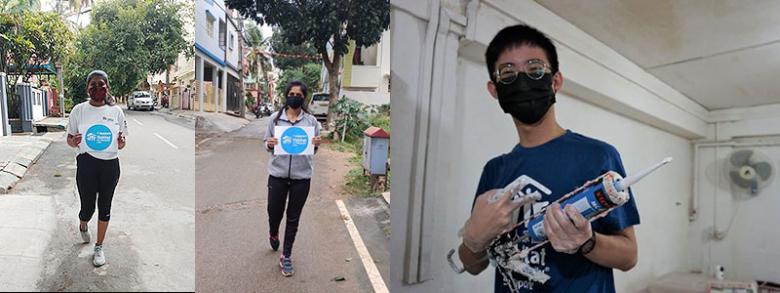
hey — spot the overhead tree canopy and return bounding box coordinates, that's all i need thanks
[0,11,73,82]
[64,0,189,104]
[225,0,390,127]
[0,0,40,14]
[276,62,322,102]
[268,27,319,72]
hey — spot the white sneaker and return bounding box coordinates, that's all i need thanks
[93,245,106,267]
[79,226,90,244]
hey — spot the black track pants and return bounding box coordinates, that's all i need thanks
[267,175,311,257]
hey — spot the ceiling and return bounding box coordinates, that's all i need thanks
[535,0,780,110]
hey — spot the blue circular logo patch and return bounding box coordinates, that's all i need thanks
[280,127,309,154]
[85,124,113,151]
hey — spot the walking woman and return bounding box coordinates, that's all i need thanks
[66,70,127,267]
[263,80,321,277]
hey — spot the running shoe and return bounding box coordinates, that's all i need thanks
[279,255,294,277]
[93,245,106,267]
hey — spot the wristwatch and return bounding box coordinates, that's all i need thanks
[578,230,597,255]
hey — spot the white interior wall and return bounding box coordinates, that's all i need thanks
[688,105,780,283]
[556,95,694,292]
[687,142,780,283]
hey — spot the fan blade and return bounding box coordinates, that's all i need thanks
[750,161,773,181]
[730,150,753,166]
[751,179,759,195]
[730,170,753,189]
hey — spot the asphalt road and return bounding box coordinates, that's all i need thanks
[10,108,195,291]
[195,115,389,293]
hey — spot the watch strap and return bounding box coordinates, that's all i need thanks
[579,230,597,255]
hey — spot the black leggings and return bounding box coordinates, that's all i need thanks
[76,153,120,222]
[267,175,311,257]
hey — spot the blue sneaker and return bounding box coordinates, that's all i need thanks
[279,255,294,277]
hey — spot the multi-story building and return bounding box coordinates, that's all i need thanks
[322,29,391,106]
[194,0,243,114]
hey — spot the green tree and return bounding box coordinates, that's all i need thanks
[0,11,72,98]
[64,0,188,105]
[225,0,390,127]
[136,0,190,75]
[268,26,319,72]
[244,22,273,104]
[0,0,39,13]
[276,62,321,104]
[65,5,147,104]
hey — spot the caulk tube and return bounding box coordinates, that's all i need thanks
[526,171,629,242]
[524,157,672,243]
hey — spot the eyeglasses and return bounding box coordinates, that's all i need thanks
[288,93,304,97]
[493,59,552,84]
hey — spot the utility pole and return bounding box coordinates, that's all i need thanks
[56,62,64,116]
[233,14,246,117]
[56,0,66,116]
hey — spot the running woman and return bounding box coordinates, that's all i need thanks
[263,80,322,277]
[66,70,128,267]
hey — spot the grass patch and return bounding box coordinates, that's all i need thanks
[328,139,361,153]
[326,138,388,197]
[344,166,375,197]
[325,104,391,198]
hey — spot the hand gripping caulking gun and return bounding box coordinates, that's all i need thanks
[447,157,673,290]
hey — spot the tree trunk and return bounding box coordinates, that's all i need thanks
[325,53,342,130]
[165,64,171,97]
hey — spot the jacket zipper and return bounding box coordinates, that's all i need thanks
[284,114,302,179]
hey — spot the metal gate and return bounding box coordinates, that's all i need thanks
[226,74,241,113]
[16,83,45,133]
[0,73,10,136]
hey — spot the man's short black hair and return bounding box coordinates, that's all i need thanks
[485,24,559,82]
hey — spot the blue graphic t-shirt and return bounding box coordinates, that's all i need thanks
[474,130,640,293]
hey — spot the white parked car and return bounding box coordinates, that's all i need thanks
[309,92,329,121]
[128,91,154,111]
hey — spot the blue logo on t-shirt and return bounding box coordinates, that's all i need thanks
[84,124,113,151]
[281,127,309,154]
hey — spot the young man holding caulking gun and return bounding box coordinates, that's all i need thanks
[457,24,640,292]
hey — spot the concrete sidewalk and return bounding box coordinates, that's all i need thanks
[0,132,63,194]
[0,194,57,291]
[194,111,251,134]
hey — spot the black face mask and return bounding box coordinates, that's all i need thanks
[286,95,304,109]
[495,73,556,125]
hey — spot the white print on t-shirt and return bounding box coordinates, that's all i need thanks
[515,199,551,290]
[512,175,552,290]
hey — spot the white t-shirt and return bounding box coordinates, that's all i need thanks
[67,101,128,160]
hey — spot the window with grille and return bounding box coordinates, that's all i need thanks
[219,20,226,49]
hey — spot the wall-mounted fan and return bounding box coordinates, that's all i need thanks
[710,148,775,241]
[726,149,774,197]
